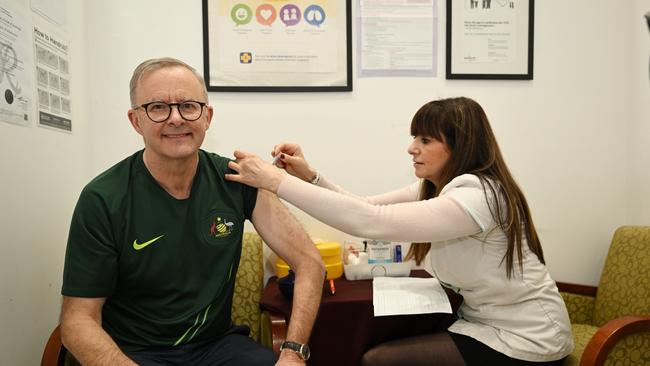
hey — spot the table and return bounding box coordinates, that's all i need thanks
[260,270,463,366]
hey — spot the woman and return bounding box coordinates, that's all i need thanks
[225,97,573,366]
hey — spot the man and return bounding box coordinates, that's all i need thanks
[60,57,325,366]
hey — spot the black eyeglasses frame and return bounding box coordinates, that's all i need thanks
[135,101,207,123]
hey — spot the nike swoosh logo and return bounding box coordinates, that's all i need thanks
[133,235,164,250]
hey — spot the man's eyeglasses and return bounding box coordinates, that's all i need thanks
[135,101,207,123]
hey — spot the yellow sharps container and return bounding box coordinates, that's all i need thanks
[275,242,343,280]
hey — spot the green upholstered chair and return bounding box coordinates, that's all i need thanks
[42,232,286,365]
[557,226,650,366]
[232,231,288,350]
[232,231,267,342]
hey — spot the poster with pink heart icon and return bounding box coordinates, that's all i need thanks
[203,0,352,91]
[256,4,277,26]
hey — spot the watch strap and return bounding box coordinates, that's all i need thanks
[280,340,310,361]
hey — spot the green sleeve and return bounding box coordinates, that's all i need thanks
[242,182,258,221]
[62,186,118,297]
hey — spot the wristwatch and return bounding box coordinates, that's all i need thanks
[280,340,311,361]
[309,171,320,185]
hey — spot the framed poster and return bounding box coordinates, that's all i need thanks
[446,0,534,80]
[202,0,352,92]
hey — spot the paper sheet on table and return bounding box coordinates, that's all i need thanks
[373,277,452,316]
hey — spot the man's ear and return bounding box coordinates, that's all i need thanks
[205,105,214,130]
[127,109,144,135]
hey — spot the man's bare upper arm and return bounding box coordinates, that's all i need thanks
[61,296,106,324]
[250,190,316,270]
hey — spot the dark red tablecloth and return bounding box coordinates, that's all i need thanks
[260,270,463,366]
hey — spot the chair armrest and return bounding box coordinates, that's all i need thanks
[557,281,597,324]
[579,315,650,366]
[260,310,287,355]
[556,281,598,296]
[41,325,64,366]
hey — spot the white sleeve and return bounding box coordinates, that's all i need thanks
[277,175,481,243]
[440,174,497,232]
[318,175,420,205]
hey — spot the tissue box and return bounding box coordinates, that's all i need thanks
[343,262,412,281]
[276,242,343,280]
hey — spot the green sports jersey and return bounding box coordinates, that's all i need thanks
[62,149,257,351]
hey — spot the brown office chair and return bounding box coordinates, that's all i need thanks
[41,232,286,365]
[557,226,650,366]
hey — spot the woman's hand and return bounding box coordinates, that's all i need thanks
[225,150,285,193]
[272,143,317,182]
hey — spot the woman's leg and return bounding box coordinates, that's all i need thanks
[449,332,568,366]
[361,331,466,366]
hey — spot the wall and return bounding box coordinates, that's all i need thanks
[85,0,640,287]
[630,1,650,224]
[0,0,89,365]
[1,0,648,364]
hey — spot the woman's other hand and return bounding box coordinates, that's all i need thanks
[225,150,285,193]
[272,143,317,182]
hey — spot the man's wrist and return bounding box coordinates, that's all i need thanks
[280,348,305,362]
[280,340,310,361]
[279,348,306,364]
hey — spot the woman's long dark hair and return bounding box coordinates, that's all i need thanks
[404,97,544,278]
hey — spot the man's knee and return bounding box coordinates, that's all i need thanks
[223,334,277,366]
[231,346,276,366]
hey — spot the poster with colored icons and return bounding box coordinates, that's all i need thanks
[202,0,351,91]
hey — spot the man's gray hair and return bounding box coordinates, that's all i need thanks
[129,57,208,106]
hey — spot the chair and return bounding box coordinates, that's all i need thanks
[557,226,650,366]
[41,232,287,365]
[233,232,287,352]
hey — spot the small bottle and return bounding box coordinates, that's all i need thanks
[394,245,402,263]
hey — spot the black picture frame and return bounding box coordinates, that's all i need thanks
[202,0,352,92]
[446,0,534,80]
